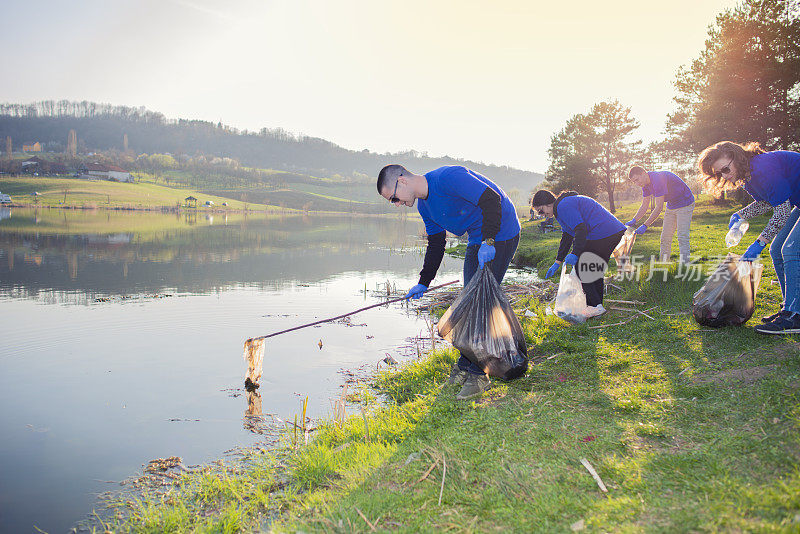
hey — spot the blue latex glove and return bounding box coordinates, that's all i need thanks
[742,239,766,262]
[625,219,637,227]
[477,242,496,268]
[729,212,742,229]
[564,253,578,266]
[405,284,427,300]
[545,262,560,279]
[635,224,648,235]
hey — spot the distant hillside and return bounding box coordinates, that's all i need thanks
[0,101,544,198]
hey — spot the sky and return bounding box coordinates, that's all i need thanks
[0,0,737,173]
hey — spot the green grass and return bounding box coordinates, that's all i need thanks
[106,196,800,532]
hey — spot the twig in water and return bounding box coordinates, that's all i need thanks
[580,458,608,493]
[438,455,447,506]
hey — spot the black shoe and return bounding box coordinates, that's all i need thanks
[755,314,800,335]
[761,310,790,323]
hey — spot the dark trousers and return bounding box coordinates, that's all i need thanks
[578,230,625,307]
[457,234,520,375]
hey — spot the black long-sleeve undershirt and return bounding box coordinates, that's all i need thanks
[477,187,501,241]
[555,223,587,261]
[418,231,446,287]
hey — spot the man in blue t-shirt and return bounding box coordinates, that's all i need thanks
[377,164,521,400]
[627,166,695,263]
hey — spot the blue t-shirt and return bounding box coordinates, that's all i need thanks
[743,151,800,208]
[554,195,625,240]
[417,166,521,245]
[641,171,694,209]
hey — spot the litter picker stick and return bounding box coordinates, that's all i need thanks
[248,280,460,342]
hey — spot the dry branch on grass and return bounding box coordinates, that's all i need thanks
[580,458,608,493]
[414,281,558,312]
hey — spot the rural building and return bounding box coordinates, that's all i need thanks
[21,157,69,175]
[80,162,133,182]
[22,142,42,152]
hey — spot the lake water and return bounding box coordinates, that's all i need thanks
[0,208,531,533]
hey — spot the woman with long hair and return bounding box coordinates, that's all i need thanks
[697,141,800,334]
[532,189,625,317]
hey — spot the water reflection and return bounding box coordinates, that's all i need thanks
[0,207,464,534]
[0,208,425,299]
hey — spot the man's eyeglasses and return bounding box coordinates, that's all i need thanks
[711,159,734,179]
[535,207,546,216]
[389,180,400,203]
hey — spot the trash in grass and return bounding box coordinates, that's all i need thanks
[437,267,528,380]
[725,220,750,248]
[554,264,587,323]
[692,253,763,327]
[611,227,637,272]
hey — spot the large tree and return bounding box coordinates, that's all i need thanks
[545,113,598,198]
[591,101,641,212]
[664,0,800,157]
[545,100,640,212]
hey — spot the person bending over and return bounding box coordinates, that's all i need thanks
[627,166,695,263]
[698,141,800,335]
[532,189,625,318]
[377,164,521,399]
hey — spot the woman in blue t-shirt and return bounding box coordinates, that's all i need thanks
[532,189,626,317]
[698,141,800,334]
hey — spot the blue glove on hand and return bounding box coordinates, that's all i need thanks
[405,284,427,300]
[545,262,560,279]
[564,253,578,266]
[635,224,648,235]
[477,242,496,269]
[625,219,637,227]
[742,239,766,262]
[729,212,742,229]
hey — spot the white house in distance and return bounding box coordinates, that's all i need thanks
[81,163,133,183]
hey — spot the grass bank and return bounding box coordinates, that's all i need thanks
[105,197,800,532]
[0,176,268,210]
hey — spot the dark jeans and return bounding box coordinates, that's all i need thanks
[577,230,625,307]
[457,234,520,375]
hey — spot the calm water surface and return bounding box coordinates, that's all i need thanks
[0,208,498,533]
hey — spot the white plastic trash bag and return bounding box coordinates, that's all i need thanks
[553,264,587,323]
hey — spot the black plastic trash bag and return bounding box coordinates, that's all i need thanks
[437,267,528,380]
[692,253,763,327]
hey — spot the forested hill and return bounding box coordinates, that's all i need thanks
[0,101,543,193]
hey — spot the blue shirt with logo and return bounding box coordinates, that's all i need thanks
[554,195,625,240]
[418,166,521,245]
[743,151,800,208]
[641,171,695,209]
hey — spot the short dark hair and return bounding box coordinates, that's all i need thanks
[531,189,556,207]
[377,164,407,194]
[628,166,647,179]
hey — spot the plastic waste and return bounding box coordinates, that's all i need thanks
[611,227,637,272]
[437,267,528,380]
[725,220,750,248]
[553,264,587,323]
[692,253,763,327]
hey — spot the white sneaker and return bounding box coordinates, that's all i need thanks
[584,304,606,318]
